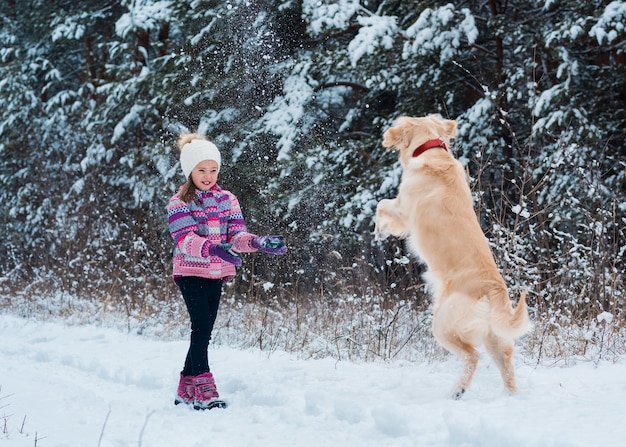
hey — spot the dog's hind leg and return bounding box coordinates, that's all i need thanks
[484,331,517,393]
[449,342,480,400]
[433,321,480,399]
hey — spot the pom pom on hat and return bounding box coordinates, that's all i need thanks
[179,138,221,179]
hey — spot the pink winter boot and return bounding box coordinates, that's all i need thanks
[193,372,226,410]
[174,373,195,406]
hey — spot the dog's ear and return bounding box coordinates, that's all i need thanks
[441,119,457,138]
[382,126,403,150]
[382,117,412,150]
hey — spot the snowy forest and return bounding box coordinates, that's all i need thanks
[1,0,625,362]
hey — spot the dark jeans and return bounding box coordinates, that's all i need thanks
[177,276,222,376]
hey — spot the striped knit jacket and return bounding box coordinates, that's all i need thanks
[167,184,258,280]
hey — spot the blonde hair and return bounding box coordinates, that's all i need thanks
[177,133,208,205]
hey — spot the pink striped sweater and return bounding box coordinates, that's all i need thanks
[167,184,258,280]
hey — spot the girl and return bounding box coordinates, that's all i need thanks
[168,133,286,410]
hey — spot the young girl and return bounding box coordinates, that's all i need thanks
[168,133,287,410]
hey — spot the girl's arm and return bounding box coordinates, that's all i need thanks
[225,193,259,253]
[167,197,215,258]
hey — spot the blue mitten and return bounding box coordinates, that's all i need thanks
[208,243,242,266]
[252,235,287,255]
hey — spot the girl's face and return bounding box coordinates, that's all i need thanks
[190,160,219,191]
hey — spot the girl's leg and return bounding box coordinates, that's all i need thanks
[177,276,222,376]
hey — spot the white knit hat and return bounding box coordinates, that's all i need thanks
[179,139,221,178]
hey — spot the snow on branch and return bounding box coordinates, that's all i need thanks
[302,0,361,36]
[115,0,173,38]
[262,62,314,161]
[348,15,398,67]
[402,4,477,64]
[589,1,626,45]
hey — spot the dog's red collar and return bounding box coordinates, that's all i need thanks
[412,139,448,158]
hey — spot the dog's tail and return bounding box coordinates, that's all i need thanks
[490,289,532,339]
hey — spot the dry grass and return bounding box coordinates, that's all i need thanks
[2,273,624,367]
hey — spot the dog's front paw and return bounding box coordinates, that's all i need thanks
[374,220,391,242]
[374,229,389,242]
[375,199,406,241]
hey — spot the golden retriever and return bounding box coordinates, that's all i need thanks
[375,115,531,399]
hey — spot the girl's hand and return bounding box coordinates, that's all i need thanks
[208,243,243,266]
[252,235,287,255]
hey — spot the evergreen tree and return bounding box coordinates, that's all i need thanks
[0,0,624,324]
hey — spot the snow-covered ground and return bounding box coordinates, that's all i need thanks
[1,313,625,447]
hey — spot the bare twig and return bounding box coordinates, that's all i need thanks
[138,411,155,447]
[97,407,111,447]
